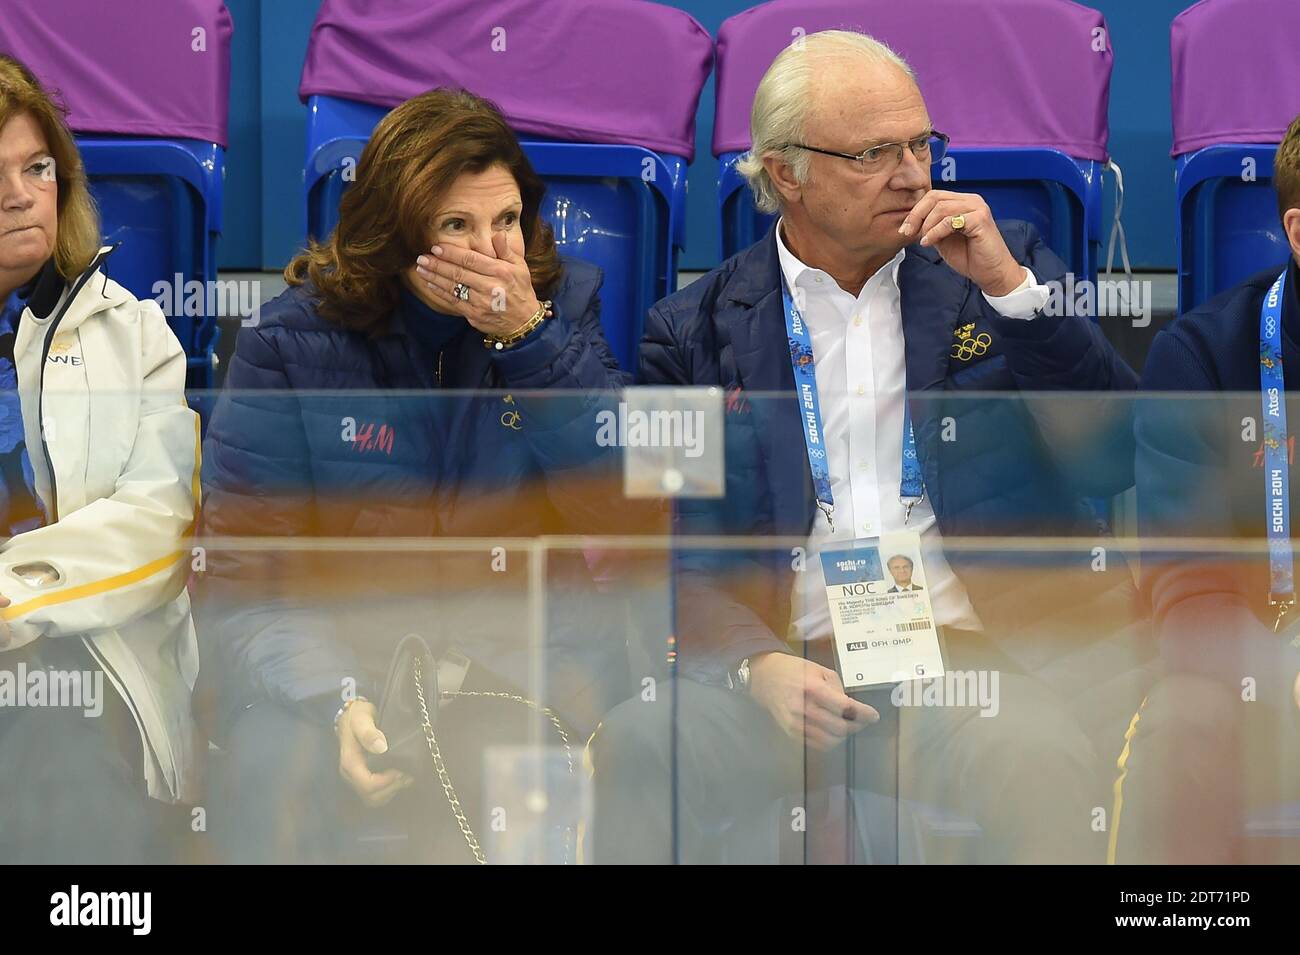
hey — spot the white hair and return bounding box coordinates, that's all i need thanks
[737,30,916,214]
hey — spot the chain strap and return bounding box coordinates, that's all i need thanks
[450,690,576,776]
[412,655,486,864]
[411,656,575,865]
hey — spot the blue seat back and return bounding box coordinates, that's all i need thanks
[304,95,683,372]
[719,148,1102,285]
[1176,145,1288,313]
[80,138,225,388]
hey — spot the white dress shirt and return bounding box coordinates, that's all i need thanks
[777,219,1050,641]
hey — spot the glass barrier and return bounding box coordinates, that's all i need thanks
[4,389,1298,864]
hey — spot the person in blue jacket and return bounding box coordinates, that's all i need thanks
[1121,115,1300,864]
[196,89,631,863]
[589,30,1148,864]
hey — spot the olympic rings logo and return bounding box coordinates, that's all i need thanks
[950,332,992,362]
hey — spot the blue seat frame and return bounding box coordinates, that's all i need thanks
[1176,144,1288,314]
[78,137,224,388]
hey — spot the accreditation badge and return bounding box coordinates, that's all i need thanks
[819,532,946,691]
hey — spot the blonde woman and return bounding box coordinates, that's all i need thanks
[0,56,201,862]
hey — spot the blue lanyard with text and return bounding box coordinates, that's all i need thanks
[781,279,925,535]
[1260,268,1294,631]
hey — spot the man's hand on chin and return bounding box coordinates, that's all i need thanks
[899,190,1025,297]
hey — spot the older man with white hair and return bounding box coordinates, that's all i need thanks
[590,30,1145,863]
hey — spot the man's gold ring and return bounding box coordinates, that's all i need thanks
[950,214,967,232]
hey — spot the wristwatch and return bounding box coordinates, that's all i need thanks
[726,657,751,692]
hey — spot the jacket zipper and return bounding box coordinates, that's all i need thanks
[35,248,114,524]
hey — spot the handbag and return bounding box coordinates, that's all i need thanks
[373,633,441,779]
[375,633,577,864]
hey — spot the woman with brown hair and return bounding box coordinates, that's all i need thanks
[198,88,630,863]
[0,55,202,862]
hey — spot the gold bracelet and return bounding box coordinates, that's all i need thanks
[483,300,553,350]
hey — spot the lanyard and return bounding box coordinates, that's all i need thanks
[781,279,925,536]
[1259,268,1294,631]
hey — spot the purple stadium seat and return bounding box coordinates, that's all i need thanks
[1172,0,1300,311]
[1171,0,1300,157]
[0,0,231,146]
[0,0,233,386]
[301,0,711,161]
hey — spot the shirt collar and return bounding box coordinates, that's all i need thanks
[774,217,905,297]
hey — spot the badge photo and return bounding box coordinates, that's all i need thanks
[819,531,946,691]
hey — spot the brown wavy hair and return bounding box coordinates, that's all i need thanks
[0,55,101,280]
[286,89,562,334]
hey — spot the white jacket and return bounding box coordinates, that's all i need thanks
[1,247,200,803]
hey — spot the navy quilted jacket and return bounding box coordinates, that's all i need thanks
[195,258,632,737]
[640,223,1139,684]
[1137,258,1300,703]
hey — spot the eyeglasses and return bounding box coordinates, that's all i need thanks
[780,130,950,173]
